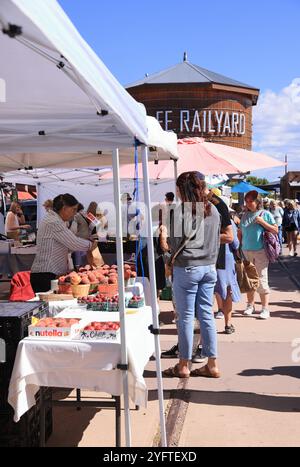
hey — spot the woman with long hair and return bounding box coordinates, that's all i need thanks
[239,190,278,319]
[5,201,30,240]
[163,171,221,378]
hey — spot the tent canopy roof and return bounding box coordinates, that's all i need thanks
[0,0,177,163]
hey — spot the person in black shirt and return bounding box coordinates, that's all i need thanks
[208,190,233,270]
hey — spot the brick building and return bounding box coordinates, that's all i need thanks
[280,171,300,201]
[127,54,259,150]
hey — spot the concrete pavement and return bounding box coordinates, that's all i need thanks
[45,246,300,447]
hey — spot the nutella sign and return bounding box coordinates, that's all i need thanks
[156,109,246,135]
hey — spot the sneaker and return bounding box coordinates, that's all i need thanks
[243,304,255,316]
[294,252,298,257]
[214,310,224,319]
[161,344,179,359]
[289,251,294,256]
[225,324,235,334]
[192,346,206,363]
[259,309,270,320]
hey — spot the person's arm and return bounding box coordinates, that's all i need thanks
[6,212,29,230]
[220,224,234,244]
[159,225,170,253]
[52,223,93,252]
[255,214,278,234]
[230,222,240,250]
[18,212,26,225]
[214,195,234,244]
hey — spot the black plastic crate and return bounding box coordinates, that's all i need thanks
[0,301,48,345]
[0,301,52,446]
[0,388,53,447]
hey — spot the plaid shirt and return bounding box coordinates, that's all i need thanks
[31,210,91,275]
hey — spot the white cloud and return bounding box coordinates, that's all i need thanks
[252,79,300,180]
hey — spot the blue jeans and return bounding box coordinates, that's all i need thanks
[278,225,283,249]
[173,265,218,360]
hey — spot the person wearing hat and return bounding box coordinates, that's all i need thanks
[210,187,222,198]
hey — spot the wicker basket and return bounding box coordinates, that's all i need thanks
[97,283,118,298]
[71,283,90,298]
[58,283,73,294]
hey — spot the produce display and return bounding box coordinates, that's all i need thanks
[84,321,120,331]
[128,295,144,308]
[78,293,131,311]
[34,318,81,327]
[28,317,83,339]
[57,264,136,296]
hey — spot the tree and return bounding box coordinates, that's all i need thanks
[246,176,269,186]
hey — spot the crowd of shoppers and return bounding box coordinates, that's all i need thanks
[159,176,300,379]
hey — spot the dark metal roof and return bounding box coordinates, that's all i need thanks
[127,58,259,91]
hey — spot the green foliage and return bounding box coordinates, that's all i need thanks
[246,176,269,186]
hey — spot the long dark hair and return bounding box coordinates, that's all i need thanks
[53,193,79,213]
[176,171,211,217]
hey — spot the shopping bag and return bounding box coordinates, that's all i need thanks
[87,245,104,268]
[235,250,259,293]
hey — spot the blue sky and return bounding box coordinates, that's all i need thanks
[59,0,300,181]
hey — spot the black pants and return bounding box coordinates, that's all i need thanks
[30,272,56,293]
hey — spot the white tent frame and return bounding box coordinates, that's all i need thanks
[0,0,179,447]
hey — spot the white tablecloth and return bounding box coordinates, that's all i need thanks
[8,306,155,422]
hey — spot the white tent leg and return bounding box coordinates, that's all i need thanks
[173,159,178,200]
[141,145,167,447]
[112,148,131,447]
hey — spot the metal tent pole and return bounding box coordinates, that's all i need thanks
[112,148,131,447]
[141,145,167,447]
[173,159,178,200]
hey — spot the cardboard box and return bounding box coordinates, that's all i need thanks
[76,321,120,341]
[28,317,85,339]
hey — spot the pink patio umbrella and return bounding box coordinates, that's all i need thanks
[100,137,285,180]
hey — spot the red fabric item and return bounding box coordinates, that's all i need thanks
[9,271,35,301]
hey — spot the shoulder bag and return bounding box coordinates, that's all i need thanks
[234,248,260,293]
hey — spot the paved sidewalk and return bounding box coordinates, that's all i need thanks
[161,247,300,447]
[45,248,300,447]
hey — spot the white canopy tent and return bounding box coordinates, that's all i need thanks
[0,0,178,447]
[2,168,175,227]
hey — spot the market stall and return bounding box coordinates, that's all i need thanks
[0,0,178,446]
[8,306,155,446]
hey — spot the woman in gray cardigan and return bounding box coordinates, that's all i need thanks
[164,172,221,378]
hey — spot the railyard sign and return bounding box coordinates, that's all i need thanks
[156,109,246,135]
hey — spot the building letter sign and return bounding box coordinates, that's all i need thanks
[156,109,246,136]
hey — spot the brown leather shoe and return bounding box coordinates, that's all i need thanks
[190,364,221,378]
